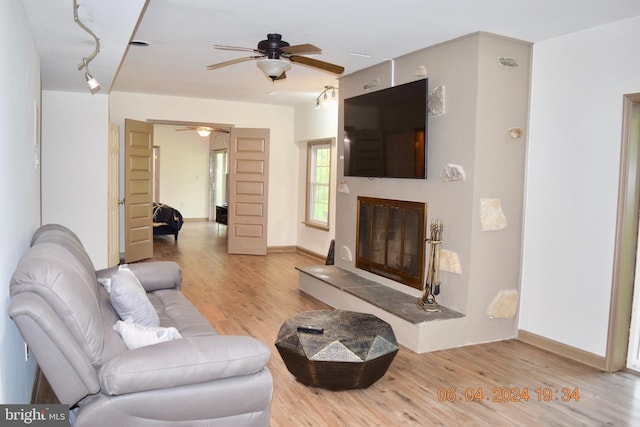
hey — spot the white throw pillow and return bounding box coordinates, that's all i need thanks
[98,277,111,293]
[113,320,182,350]
[110,265,160,327]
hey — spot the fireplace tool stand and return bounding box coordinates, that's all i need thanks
[417,220,444,312]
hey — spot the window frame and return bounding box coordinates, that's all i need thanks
[305,140,331,230]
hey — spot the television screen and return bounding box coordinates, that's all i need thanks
[343,78,427,179]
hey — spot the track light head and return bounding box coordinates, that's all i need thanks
[84,70,100,93]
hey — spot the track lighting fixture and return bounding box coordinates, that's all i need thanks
[314,86,338,109]
[73,0,101,94]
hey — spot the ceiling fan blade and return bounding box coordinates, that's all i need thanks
[288,55,345,75]
[214,44,262,54]
[280,43,322,55]
[206,55,263,70]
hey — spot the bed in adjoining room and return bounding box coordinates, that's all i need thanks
[153,202,184,241]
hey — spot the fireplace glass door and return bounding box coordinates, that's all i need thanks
[356,197,426,290]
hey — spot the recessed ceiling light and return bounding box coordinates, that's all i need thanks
[129,40,149,47]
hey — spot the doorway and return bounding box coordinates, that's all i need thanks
[210,149,228,221]
[148,121,231,222]
[129,120,268,256]
[625,99,640,372]
[609,93,640,372]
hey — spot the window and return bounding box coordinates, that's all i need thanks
[306,140,331,229]
[213,149,228,207]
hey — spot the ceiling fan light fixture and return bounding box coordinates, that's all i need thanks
[196,128,211,137]
[256,59,291,81]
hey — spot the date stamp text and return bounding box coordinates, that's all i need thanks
[436,387,580,403]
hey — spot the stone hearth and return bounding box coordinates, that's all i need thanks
[297,265,465,353]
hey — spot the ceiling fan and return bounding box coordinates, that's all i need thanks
[206,33,345,81]
[176,126,230,137]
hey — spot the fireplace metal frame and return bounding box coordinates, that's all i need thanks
[356,196,426,290]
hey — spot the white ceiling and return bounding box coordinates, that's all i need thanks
[22,0,640,106]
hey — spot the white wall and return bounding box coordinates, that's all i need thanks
[41,91,110,269]
[153,126,210,219]
[109,92,297,247]
[294,100,338,256]
[0,1,41,403]
[520,17,640,356]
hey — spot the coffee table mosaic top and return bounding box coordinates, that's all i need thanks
[275,310,399,390]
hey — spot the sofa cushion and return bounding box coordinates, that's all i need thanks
[110,266,159,327]
[99,335,271,395]
[10,242,106,366]
[31,225,97,281]
[149,289,218,337]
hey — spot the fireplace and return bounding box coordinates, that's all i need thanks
[356,197,426,290]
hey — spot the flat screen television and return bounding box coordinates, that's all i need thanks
[343,78,428,179]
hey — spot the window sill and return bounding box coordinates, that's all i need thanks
[303,221,330,231]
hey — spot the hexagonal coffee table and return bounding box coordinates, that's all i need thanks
[275,309,399,390]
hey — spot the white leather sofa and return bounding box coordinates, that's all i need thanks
[8,224,272,426]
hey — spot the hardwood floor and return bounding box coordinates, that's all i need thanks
[33,221,640,425]
[149,222,640,426]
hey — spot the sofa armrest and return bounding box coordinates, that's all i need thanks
[99,335,271,395]
[96,261,182,291]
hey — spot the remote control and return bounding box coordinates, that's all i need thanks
[297,325,324,334]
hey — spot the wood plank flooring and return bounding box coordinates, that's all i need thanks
[150,222,640,427]
[32,221,640,425]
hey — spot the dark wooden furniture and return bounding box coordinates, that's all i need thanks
[215,205,228,226]
[275,309,399,390]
